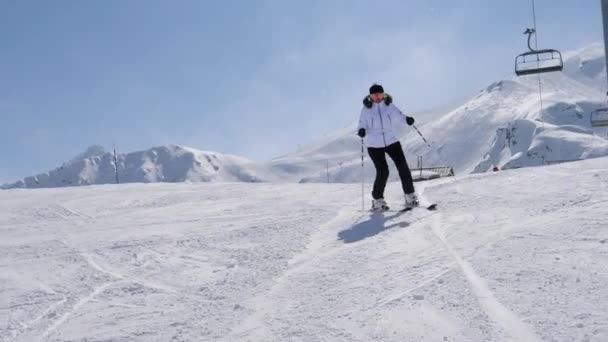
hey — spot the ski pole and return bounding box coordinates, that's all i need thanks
[412,124,432,148]
[361,138,365,213]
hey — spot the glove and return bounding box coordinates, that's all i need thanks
[357,128,366,138]
[406,116,415,126]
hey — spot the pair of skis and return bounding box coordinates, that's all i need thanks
[401,203,437,212]
[371,203,437,213]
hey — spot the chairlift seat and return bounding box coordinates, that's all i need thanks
[515,49,563,76]
[514,28,563,76]
[591,108,608,127]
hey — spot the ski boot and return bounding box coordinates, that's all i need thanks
[371,198,390,211]
[404,193,419,209]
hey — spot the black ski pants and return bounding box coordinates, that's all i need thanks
[368,141,415,200]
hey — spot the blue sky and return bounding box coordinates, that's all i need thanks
[0,0,603,182]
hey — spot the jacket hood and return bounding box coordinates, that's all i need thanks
[363,93,393,108]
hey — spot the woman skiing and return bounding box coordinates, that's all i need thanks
[357,83,418,211]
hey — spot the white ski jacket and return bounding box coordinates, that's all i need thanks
[358,99,409,148]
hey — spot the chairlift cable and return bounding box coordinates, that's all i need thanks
[531,0,545,129]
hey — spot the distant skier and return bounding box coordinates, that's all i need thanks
[357,83,418,211]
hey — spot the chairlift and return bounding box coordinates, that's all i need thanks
[591,107,608,127]
[515,28,563,76]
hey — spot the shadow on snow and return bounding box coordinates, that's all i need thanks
[338,211,409,244]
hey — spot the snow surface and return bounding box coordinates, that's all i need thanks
[2,157,607,341]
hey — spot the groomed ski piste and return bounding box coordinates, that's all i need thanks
[2,157,607,342]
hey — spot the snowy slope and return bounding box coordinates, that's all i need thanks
[563,42,607,91]
[412,76,607,174]
[2,145,276,189]
[474,119,608,172]
[275,43,608,182]
[269,98,470,184]
[269,124,363,182]
[1,157,607,341]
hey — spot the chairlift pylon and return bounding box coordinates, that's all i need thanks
[593,0,608,131]
[515,28,563,76]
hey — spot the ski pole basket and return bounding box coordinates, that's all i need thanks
[515,28,563,76]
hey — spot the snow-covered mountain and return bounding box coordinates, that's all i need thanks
[6,43,608,188]
[563,42,608,90]
[274,43,608,182]
[2,145,275,189]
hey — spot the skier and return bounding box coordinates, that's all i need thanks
[357,83,418,211]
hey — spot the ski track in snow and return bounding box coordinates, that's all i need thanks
[231,207,363,340]
[430,214,540,342]
[41,281,121,340]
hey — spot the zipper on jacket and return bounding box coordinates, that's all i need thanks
[377,103,387,146]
